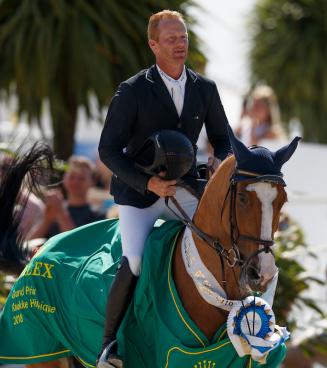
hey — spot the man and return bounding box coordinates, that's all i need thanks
[97,10,231,368]
[28,155,105,240]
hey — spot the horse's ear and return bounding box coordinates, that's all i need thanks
[227,124,251,164]
[274,136,301,167]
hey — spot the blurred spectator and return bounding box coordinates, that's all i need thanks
[28,155,105,240]
[87,156,116,214]
[94,156,113,190]
[234,93,252,147]
[106,204,119,219]
[18,189,45,238]
[0,152,44,238]
[235,85,286,146]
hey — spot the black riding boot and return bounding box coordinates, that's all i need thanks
[96,256,137,368]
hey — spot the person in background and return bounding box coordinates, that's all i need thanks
[248,85,285,145]
[0,152,45,239]
[28,155,105,240]
[95,156,113,191]
[235,85,286,146]
[234,93,252,147]
[89,156,116,215]
[97,9,231,368]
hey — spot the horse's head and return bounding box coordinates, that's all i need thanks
[194,126,300,299]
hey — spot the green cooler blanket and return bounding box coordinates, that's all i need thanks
[0,219,286,367]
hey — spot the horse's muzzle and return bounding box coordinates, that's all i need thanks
[239,261,262,293]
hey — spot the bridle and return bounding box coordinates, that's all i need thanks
[226,174,275,268]
[165,167,279,278]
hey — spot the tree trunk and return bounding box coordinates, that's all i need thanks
[52,109,77,160]
[50,88,78,160]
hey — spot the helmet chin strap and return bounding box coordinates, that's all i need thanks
[181,227,279,311]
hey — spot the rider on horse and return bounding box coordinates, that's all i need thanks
[97,9,231,368]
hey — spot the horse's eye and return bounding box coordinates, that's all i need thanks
[238,192,248,205]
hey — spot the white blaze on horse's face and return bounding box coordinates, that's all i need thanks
[246,182,278,284]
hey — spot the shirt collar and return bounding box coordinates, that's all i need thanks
[156,64,187,85]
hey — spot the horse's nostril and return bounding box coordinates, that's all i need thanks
[247,265,260,281]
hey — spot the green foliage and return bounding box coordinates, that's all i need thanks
[249,0,327,143]
[0,0,206,158]
[273,213,327,359]
[299,332,327,360]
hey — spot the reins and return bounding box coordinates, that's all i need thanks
[165,185,237,269]
[166,190,231,286]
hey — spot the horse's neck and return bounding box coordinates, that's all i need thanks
[172,231,228,340]
[172,164,242,339]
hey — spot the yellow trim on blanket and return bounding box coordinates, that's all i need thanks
[218,328,227,341]
[0,349,70,360]
[165,341,231,368]
[167,231,206,348]
[77,356,96,368]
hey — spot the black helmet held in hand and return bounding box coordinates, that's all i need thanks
[134,130,195,180]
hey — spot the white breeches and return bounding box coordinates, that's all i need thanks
[119,187,198,276]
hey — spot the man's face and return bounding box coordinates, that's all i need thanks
[149,18,188,67]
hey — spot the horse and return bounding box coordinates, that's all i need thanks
[0,127,300,368]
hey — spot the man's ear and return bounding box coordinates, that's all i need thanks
[148,39,156,52]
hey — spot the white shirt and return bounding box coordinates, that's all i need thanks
[156,65,187,117]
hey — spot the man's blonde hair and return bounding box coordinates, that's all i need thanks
[147,10,186,41]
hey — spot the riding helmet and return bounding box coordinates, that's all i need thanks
[134,130,195,180]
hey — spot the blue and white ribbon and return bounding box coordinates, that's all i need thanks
[227,296,290,363]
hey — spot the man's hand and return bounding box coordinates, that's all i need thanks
[147,171,177,197]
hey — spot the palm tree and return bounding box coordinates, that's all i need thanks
[249,0,327,143]
[0,1,206,159]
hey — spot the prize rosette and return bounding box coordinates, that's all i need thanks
[227,296,290,363]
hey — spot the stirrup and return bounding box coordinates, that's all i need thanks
[96,340,123,368]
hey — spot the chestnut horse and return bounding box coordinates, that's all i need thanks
[0,129,300,367]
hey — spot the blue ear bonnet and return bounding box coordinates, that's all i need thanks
[227,125,301,186]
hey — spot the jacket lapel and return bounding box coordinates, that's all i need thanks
[180,68,201,120]
[146,65,179,118]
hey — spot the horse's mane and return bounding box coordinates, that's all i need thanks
[0,143,53,275]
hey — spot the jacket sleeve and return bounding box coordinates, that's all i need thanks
[204,82,232,160]
[98,82,150,195]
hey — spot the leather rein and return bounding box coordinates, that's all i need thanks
[165,168,276,278]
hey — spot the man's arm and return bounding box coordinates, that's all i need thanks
[98,82,150,195]
[204,82,232,161]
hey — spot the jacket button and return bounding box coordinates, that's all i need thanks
[177,123,182,128]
